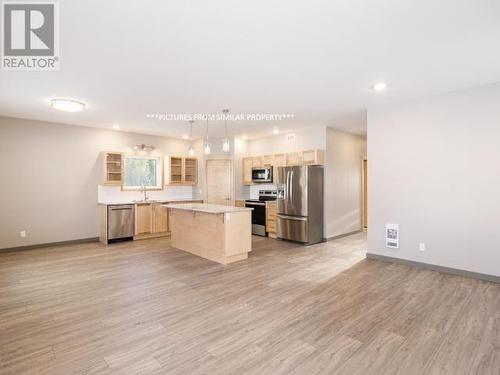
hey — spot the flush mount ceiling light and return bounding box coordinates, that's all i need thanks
[204,117,211,155]
[373,82,387,92]
[273,128,279,134]
[188,120,195,156]
[50,99,85,112]
[132,144,155,152]
[222,109,230,153]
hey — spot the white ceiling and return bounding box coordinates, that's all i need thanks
[1,0,500,139]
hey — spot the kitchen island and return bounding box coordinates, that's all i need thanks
[165,203,253,265]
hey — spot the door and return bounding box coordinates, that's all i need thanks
[206,159,232,205]
[277,166,307,216]
[363,159,368,229]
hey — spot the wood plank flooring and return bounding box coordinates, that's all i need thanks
[0,233,499,375]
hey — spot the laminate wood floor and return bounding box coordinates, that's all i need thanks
[0,233,499,375]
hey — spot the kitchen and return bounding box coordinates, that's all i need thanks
[96,124,365,266]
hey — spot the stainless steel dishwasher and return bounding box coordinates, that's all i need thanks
[107,205,135,243]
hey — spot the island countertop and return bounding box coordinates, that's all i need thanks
[164,203,253,214]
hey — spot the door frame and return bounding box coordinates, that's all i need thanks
[361,157,368,230]
[205,158,234,205]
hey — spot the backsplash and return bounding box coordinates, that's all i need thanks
[249,184,276,199]
[98,185,193,203]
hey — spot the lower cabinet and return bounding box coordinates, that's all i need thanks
[135,203,153,235]
[153,203,169,233]
[266,201,277,238]
[134,200,203,239]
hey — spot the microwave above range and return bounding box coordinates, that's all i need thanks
[252,167,273,183]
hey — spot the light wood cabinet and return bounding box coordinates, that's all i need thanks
[165,156,198,186]
[102,152,123,186]
[135,203,153,235]
[266,201,277,238]
[184,158,198,185]
[241,150,325,185]
[273,153,287,167]
[286,152,302,166]
[235,199,246,207]
[252,156,263,168]
[262,155,274,166]
[242,157,253,185]
[302,149,325,165]
[153,203,169,233]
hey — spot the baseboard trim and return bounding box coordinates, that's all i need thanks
[324,230,363,242]
[0,237,100,253]
[366,253,500,284]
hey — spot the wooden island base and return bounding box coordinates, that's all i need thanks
[167,204,252,265]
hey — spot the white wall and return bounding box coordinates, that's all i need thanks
[325,128,366,238]
[248,126,326,155]
[367,82,500,277]
[0,116,192,249]
[246,125,366,238]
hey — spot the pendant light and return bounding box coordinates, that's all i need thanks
[188,120,195,156]
[204,116,211,155]
[222,109,230,153]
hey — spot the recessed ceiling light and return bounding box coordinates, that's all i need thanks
[182,134,189,140]
[273,129,279,134]
[112,124,120,130]
[242,135,248,140]
[50,99,85,112]
[373,82,387,92]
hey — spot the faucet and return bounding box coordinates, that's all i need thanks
[141,184,149,201]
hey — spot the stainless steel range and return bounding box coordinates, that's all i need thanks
[245,190,277,236]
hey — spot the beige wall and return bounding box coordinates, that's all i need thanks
[0,116,190,249]
[367,82,500,277]
[325,128,367,238]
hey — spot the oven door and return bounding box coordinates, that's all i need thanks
[252,168,273,183]
[245,201,266,236]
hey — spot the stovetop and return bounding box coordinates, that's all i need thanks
[245,190,277,202]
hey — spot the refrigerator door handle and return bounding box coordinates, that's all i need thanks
[289,171,294,201]
[277,214,307,221]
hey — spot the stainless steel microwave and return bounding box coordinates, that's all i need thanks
[252,167,273,183]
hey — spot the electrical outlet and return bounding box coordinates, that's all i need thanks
[419,242,426,251]
[20,230,26,238]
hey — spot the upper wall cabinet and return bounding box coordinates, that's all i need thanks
[242,149,325,185]
[302,149,325,165]
[164,156,198,186]
[242,157,253,185]
[102,151,123,186]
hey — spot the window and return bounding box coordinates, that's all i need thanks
[123,155,162,190]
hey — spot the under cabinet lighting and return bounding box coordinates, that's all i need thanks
[50,99,85,112]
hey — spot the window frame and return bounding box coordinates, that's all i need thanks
[121,154,163,191]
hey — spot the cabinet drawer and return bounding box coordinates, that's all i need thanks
[266,220,276,233]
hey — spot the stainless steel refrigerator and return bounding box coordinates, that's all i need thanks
[276,165,324,245]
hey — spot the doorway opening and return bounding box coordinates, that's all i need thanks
[362,158,368,230]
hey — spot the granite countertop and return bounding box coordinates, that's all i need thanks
[164,203,253,214]
[98,198,202,205]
